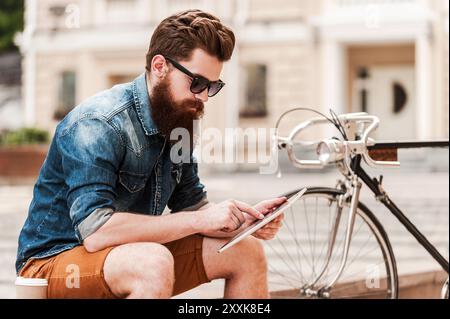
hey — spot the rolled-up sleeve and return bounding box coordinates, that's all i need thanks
[57,118,125,242]
[168,156,208,213]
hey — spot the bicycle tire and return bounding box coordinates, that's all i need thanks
[264,187,399,299]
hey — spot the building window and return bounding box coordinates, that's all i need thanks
[54,71,76,120]
[240,64,267,118]
[393,82,407,114]
[357,67,370,113]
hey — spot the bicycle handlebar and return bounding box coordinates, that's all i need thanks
[275,112,401,169]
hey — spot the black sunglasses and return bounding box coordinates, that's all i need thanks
[164,56,225,97]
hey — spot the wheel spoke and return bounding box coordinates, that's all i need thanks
[265,239,305,281]
[303,199,315,281]
[280,206,309,279]
[290,204,304,278]
[312,197,319,278]
[266,191,396,299]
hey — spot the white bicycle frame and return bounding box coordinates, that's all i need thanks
[274,111,450,297]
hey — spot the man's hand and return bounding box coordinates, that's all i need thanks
[251,214,284,240]
[198,197,287,239]
[249,197,287,240]
[198,200,265,233]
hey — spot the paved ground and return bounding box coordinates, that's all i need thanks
[0,164,448,298]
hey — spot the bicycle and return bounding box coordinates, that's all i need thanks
[264,108,449,299]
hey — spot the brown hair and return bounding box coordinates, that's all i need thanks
[146,9,235,70]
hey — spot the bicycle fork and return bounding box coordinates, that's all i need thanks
[302,175,362,298]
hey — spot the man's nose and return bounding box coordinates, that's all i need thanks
[194,89,208,103]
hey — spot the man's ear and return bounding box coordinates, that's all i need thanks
[151,55,170,79]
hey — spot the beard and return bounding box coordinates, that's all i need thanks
[150,78,204,148]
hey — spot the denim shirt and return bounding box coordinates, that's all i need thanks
[15,73,208,274]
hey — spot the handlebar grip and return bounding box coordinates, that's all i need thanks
[363,153,400,168]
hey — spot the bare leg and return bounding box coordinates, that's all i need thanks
[103,242,175,298]
[202,236,269,298]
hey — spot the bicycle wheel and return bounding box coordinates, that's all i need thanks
[264,187,398,299]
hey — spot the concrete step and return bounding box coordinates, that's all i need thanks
[269,270,448,299]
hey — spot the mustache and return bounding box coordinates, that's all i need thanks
[181,98,205,118]
[150,78,204,144]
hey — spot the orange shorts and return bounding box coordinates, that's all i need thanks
[18,234,210,298]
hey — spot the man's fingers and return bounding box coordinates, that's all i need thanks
[256,229,277,236]
[234,200,264,219]
[230,205,246,226]
[261,224,282,230]
[222,213,241,232]
[255,197,287,213]
[252,233,265,240]
[270,197,288,208]
[262,221,283,229]
[261,226,281,232]
[253,231,276,240]
[258,214,284,230]
[272,214,284,222]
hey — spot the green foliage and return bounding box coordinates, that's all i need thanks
[0,128,49,146]
[0,0,24,53]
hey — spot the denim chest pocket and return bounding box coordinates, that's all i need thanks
[118,171,149,193]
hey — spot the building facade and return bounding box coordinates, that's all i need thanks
[18,0,449,169]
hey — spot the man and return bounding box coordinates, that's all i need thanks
[16,9,286,299]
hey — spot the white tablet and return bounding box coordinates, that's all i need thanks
[217,188,307,253]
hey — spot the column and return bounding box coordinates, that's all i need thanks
[415,33,433,140]
[23,0,38,127]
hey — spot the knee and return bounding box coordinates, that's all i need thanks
[137,242,174,270]
[131,243,175,287]
[105,242,175,298]
[233,236,267,270]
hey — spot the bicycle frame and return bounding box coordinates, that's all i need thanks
[352,154,449,273]
[275,111,449,296]
[305,153,448,296]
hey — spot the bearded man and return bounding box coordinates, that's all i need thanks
[16,9,286,299]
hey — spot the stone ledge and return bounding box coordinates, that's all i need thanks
[269,270,448,299]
